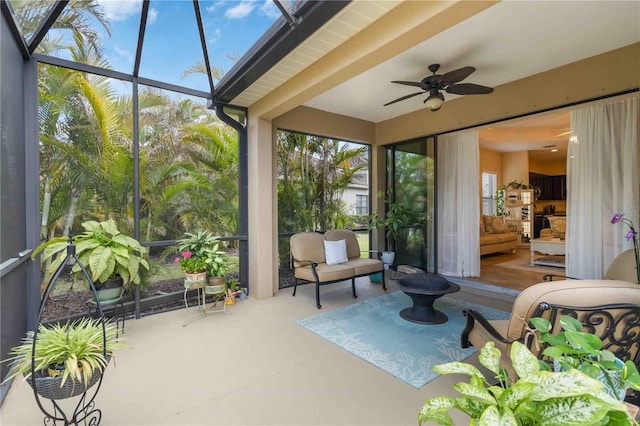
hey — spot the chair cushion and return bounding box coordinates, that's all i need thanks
[324,239,348,265]
[506,279,640,342]
[344,258,384,276]
[290,232,326,267]
[294,263,354,283]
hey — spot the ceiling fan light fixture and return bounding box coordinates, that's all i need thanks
[424,92,444,111]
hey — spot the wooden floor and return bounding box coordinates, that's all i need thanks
[470,247,564,292]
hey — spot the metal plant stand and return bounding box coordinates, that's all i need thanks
[30,236,109,425]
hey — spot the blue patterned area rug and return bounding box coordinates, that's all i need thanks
[295,291,510,389]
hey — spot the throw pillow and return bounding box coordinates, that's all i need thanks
[324,239,348,265]
[483,215,507,234]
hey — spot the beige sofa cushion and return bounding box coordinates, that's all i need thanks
[480,232,517,246]
[290,232,326,267]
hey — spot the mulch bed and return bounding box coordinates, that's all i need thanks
[40,268,296,323]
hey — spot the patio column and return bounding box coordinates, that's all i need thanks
[247,115,278,298]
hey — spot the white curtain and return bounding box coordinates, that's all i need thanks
[567,96,639,278]
[437,131,480,277]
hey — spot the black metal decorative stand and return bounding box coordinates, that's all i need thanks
[30,236,108,425]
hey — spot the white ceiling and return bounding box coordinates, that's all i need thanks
[234,1,639,158]
[303,1,640,124]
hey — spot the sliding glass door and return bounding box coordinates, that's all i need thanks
[387,137,436,272]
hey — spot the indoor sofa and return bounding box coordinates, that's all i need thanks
[480,215,518,255]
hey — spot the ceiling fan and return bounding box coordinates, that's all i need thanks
[383,64,494,111]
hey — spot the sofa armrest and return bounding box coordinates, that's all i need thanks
[461,309,511,348]
[362,250,383,260]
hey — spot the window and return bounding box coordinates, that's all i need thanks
[355,194,368,215]
[482,172,497,216]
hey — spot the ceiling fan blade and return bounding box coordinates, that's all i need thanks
[438,66,476,85]
[390,80,424,88]
[383,92,424,106]
[445,83,494,95]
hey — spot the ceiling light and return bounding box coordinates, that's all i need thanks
[424,91,444,111]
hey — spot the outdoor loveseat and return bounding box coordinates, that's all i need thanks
[290,229,386,309]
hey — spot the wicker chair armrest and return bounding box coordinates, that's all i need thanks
[461,309,510,348]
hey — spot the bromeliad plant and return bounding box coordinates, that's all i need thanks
[611,213,640,284]
[418,341,632,426]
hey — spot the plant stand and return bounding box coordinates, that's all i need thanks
[182,279,229,326]
[30,236,109,425]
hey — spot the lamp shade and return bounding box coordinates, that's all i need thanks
[424,92,445,111]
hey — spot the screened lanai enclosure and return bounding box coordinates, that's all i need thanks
[4,0,636,412]
[1,0,375,393]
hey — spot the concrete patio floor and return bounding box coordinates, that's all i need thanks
[1,277,516,425]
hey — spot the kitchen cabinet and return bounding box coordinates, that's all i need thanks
[529,173,566,200]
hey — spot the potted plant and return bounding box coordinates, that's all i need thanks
[203,238,229,286]
[225,279,243,305]
[176,251,207,284]
[419,341,633,425]
[530,315,640,400]
[32,219,150,303]
[174,231,227,286]
[368,190,415,266]
[1,318,125,400]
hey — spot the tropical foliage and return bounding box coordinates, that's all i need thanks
[419,341,632,426]
[276,130,368,264]
[2,318,125,388]
[25,2,239,281]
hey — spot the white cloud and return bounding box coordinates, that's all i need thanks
[225,1,255,19]
[147,8,158,25]
[206,1,225,13]
[208,28,222,45]
[259,0,281,20]
[114,45,133,62]
[97,0,142,22]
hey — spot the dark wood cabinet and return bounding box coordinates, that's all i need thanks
[529,172,566,200]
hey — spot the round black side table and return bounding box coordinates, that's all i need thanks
[397,273,460,325]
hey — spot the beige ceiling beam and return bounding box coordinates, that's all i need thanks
[251,0,499,120]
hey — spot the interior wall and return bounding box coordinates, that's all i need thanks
[273,105,375,143]
[501,151,529,185]
[529,158,566,175]
[479,148,502,183]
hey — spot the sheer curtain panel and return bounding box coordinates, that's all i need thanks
[567,96,639,278]
[437,131,480,277]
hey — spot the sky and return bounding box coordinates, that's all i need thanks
[91,0,282,92]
